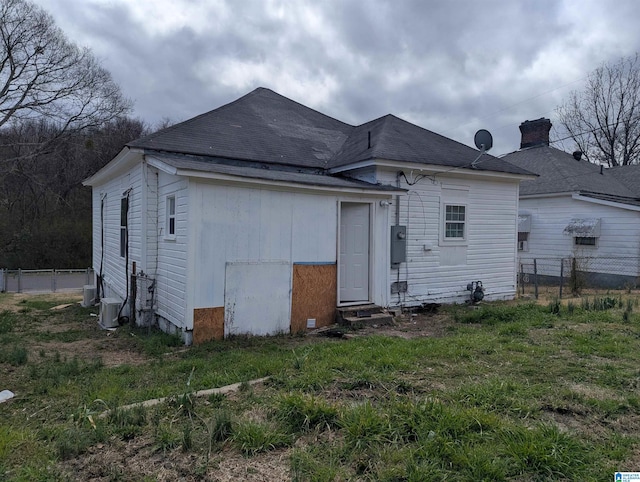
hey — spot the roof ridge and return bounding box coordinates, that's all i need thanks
[254,87,355,129]
[128,88,265,147]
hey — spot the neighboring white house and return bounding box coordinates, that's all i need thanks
[84,88,532,344]
[503,118,640,286]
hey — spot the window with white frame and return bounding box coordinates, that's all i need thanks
[120,197,128,257]
[444,204,466,239]
[439,185,469,247]
[166,195,176,238]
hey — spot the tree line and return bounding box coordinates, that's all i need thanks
[0,0,148,268]
[0,117,147,268]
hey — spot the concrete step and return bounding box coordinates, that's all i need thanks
[336,304,393,327]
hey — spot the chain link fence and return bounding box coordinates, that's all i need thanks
[519,257,640,299]
[0,268,94,293]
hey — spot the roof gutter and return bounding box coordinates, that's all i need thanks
[572,193,640,212]
[146,157,404,197]
[329,158,537,181]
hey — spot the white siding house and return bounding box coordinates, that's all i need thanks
[343,167,523,304]
[503,118,640,286]
[85,88,532,343]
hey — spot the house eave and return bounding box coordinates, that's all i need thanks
[82,147,145,186]
[329,158,536,181]
[520,191,640,211]
[147,157,402,196]
[520,192,574,200]
[572,193,640,211]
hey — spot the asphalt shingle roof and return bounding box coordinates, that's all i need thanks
[608,165,640,197]
[329,114,531,175]
[130,87,532,178]
[502,145,637,198]
[129,88,352,169]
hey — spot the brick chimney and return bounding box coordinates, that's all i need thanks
[519,118,552,149]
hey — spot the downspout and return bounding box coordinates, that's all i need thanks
[98,193,106,301]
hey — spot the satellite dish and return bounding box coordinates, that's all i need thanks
[474,129,493,151]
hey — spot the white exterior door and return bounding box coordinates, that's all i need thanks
[340,203,370,303]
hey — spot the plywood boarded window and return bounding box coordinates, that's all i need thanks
[193,307,224,344]
[290,263,337,334]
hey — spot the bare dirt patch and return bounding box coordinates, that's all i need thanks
[61,437,291,482]
[0,291,82,312]
[356,310,458,339]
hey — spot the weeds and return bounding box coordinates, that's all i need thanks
[209,410,233,444]
[1,294,639,480]
[1,345,27,365]
[107,404,147,440]
[231,420,292,455]
[0,311,17,334]
[181,422,193,452]
[154,425,179,453]
[274,392,338,433]
[135,328,184,357]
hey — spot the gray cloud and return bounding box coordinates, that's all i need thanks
[34,0,640,154]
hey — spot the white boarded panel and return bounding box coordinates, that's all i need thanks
[224,261,291,336]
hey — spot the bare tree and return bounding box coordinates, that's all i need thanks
[0,0,131,160]
[556,54,640,166]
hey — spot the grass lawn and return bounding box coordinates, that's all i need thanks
[1,292,640,480]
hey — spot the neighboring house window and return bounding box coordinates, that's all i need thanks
[518,232,529,251]
[518,214,531,252]
[444,205,466,239]
[564,218,600,249]
[575,236,597,246]
[166,195,176,238]
[120,197,128,258]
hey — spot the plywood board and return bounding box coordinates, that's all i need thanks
[193,307,224,344]
[224,261,291,336]
[291,263,337,333]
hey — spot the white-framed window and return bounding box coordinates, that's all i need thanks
[166,195,176,239]
[574,236,597,247]
[444,204,466,240]
[120,197,128,258]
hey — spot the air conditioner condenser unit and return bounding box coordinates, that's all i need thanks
[99,298,121,329]
[82,285,96,307]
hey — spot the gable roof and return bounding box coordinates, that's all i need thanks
[129,87,531,177]
[502,145,637,198]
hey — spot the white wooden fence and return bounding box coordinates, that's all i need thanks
[0,268,94,293]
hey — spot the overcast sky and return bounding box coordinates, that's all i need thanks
[33,0,640,155]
